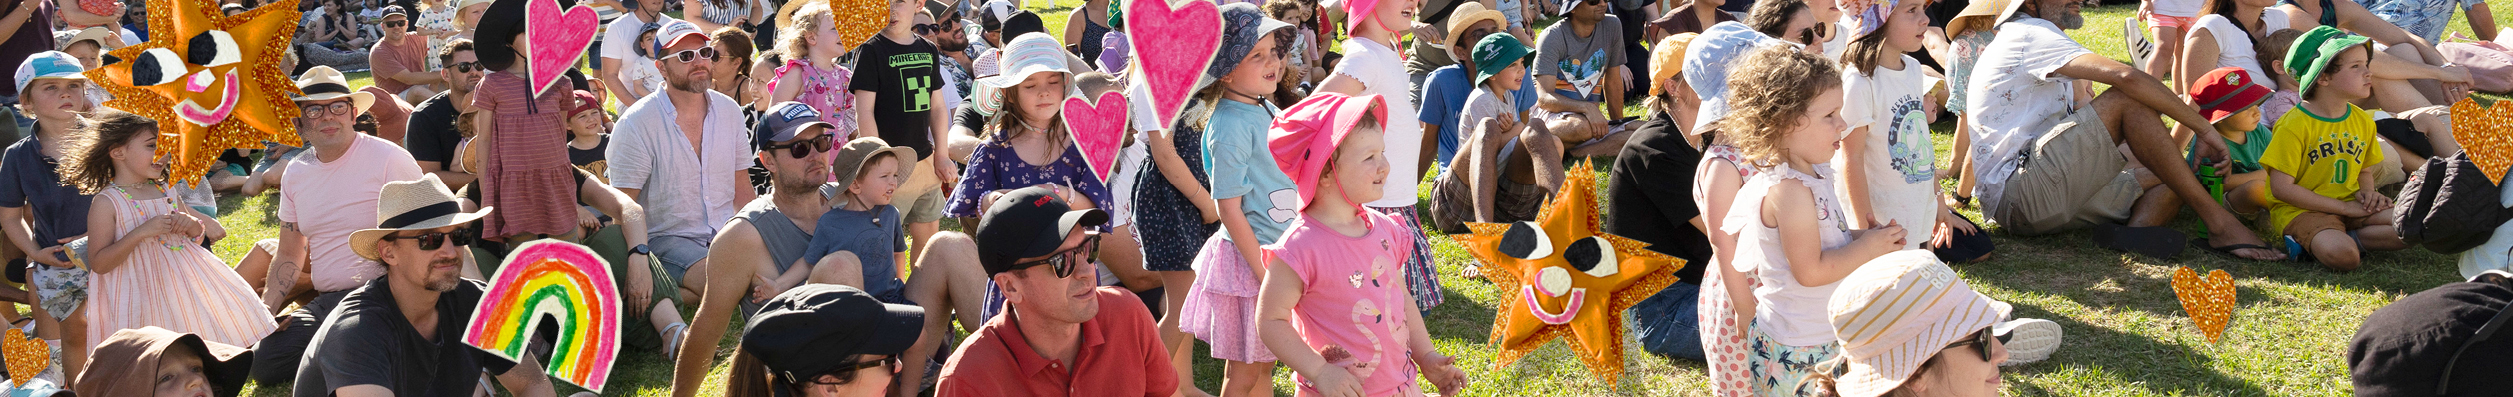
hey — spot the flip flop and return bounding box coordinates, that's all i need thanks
[2190,239,2280,261]
[2094,224,2186,259]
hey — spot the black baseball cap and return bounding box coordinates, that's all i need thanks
[1001,11,1045,39]
[2349,273,2513,396]
[973,186,1106,275]
[741,284,925,384]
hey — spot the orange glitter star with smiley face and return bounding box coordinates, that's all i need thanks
[1452,160,1685,387]
[86,0,304,186]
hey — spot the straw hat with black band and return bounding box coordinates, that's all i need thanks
[350,174,493,261]
[291,65,375,114]
[1439,2,1507,59]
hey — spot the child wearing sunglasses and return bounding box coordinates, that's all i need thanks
[472,1,587,243]
[58,110,276,361]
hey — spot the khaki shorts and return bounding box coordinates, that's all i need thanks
[1993,109,2141,236]
[894,155,950,224]
[1426,168,1546,234]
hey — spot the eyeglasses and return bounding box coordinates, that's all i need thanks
[299,101,355,118]
[763,134,834,159]
[661,47,718,63]
[447,61,482,73]
[1943,326,1996,361]
[1007,233,1100,278]
[798,356,902,386]
[382,227,479,251]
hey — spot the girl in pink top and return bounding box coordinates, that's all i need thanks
[61,111,276,354]
[1255,93,1466,397]
[768,2,859,139]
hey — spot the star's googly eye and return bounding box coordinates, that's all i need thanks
[1567,237,1619,278]
[131,48,186,86]
[1500,222,1553,260]
[187,30,241,66]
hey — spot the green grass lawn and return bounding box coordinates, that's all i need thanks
[234,1,2511,395]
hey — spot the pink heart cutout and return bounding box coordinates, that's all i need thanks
[1124,0,1222,128]
[1064,92,1129,181]
[526,0,599,95]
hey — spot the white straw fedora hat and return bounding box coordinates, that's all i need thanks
[349,174,492,260]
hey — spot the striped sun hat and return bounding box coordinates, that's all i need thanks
[1825,250,2012,397]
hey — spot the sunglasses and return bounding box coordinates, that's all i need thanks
[382,227,479,251]
[300,101,355,118]
[382,19,407,28]
[793,355,902,385]
[1943,326,1996,361]
[661,47,719,63]
[763,134,834,159]
[1007,233,1101,278]
[447,61,482,73]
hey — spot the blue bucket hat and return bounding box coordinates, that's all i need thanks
[1201,3,1295,90]
[1683,22,1791,133]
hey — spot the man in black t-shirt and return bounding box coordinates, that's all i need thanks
[401,40,482,188]
[293,175,564,396]
[852,0,956,269]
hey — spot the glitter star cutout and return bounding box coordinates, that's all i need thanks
[86,0,304,186]
[1452,160,1685,386]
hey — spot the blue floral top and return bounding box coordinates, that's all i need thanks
[944,128,1114,218]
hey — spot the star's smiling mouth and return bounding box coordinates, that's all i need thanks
[173,70,240,126]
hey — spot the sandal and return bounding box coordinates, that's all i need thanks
[2190,239,2280,261]
[659,322,689,362]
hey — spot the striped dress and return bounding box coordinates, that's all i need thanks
[85,185,275,352]
[473,71,582,238]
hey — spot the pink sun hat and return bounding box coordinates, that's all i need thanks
[1269,92,1388,210]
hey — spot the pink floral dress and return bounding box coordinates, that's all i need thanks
[769,59,858,139]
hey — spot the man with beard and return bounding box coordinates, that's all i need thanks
[1963,0,2285,261]
[923,1,975,107]
[244,66,428,384]
[400,40,482,189]
[292,175,568,396]
[934,187,1174,396]
[608,20,757,327]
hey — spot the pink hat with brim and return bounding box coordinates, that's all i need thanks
[1342,0,1381,34]
[1269,92,1387,210]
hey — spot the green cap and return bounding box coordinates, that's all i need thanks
[1472,33,1534,88]
[2284,26,2372,96]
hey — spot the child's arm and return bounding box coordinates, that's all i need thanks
[2267,169,2372,217]
[1837,126,1878,229]
[1770,183,1906,287]
[185,202,226,243]
[1399,264,1467,395]
[2353,166,2392,215]
[1145,126,1221,223]
[1256,258,1366,397]
[1216,197,1269,278]
[82,194,137,274]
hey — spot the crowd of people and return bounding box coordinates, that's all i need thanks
[0,0,2492,393]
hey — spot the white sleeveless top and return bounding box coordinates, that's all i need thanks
[1722,163,1853,347]
[2191,12,2291,91]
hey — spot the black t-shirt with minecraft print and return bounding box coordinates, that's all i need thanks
[849,35,944,160]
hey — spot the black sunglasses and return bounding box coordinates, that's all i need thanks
[447,61,483,73]
[913,22,956,35]
[1007,233,1101,278]
[792,355,901,385]
[382,227,479,251]
[763,134,834,159]
[382,19,407,28]
[1943,326,1996,361]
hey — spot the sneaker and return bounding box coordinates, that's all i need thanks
[2124,16,2155,69]
[1995,318,2063,366]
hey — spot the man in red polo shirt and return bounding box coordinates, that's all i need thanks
[935,187,1174,397]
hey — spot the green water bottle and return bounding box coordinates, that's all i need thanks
[2196,163,2226,204]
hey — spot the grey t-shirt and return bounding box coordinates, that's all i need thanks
[1534,15,1626,103]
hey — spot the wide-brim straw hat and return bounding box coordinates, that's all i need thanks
[349,174,493,261]
[1946,0,2019,39]
[291,65,375,113]
[1441,2,1507,54]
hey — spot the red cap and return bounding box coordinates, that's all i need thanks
[2189,67,2273,124]
[569,90,602,119]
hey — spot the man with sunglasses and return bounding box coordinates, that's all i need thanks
[610,21,756,364]
[368,6,442,103]
[402,40,483,190]
[918,3,975,114]
[245,65,429,384]
[293,174,573,396]
[933,187,1175,397]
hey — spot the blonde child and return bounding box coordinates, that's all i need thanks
[1714,47,1905,396]
[768,1,859,140]
[59,110,276,358]
[1255,92,1468,397]
[1317,0,1441,312]
[2262,27,2408,270]
[1834,0,1990,261]
[1176,5,1297,397]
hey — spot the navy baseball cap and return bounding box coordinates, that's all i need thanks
[752,101,835,151]
[741,284,924,384]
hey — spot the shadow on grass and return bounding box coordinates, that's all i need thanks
[1999,301,2276,396]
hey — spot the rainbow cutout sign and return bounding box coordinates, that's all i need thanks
[462,240,622,392]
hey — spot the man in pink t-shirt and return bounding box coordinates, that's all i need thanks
[239,65,426,384]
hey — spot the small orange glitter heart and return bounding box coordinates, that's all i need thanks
[2451,98,2513,184]
[3,328,49,382]
[2171,267,2237,343]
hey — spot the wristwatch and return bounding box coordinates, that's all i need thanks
[629,244,652,256]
